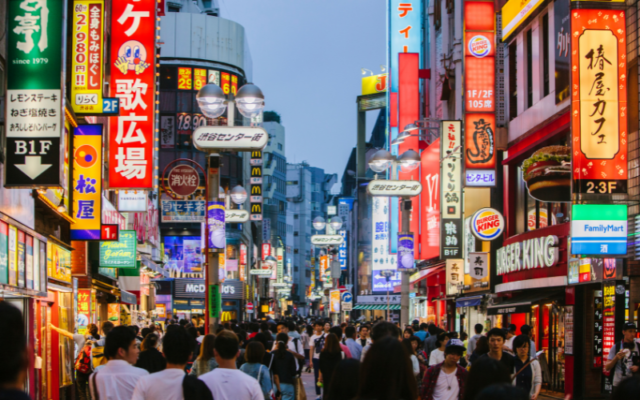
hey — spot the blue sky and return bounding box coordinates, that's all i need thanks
[220,0,386,185]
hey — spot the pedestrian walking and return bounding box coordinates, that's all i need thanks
[132,326,212,400]
[476,328,515,371]
[302,325,312,370]
[357,337,418,400]
[466,324,483,359]
[468,336,489,366]
[91,321,115,369]
[462,356,511,400]
[319,333,345,399]
[415,323,429,343]
[135,333,167,373]
[504,325,517,355]
[239,341,273,400]
[309,321,326,399]
[329,326,353,358]
[420,339,468,400]
[604,322,640,390]
[403,337,421,377]
[89,326,149,400]
[324,358,361,400]
[190,334,219,376]
[429,332,452,366]
[511,335,541,400]
[361,321,401,361]
[0,301,30,400]
[424,324,440,357]
[519,325,537,359]
[358,324,372,348]
[404,327,414,340]
[198,330,263,400]
[344,326,363,361]
[270,333,298,400]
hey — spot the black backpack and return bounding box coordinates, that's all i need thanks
[183,375,214,400]
[314,334,326,355]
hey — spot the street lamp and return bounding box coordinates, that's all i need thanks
[397,150,420,172]
[369,149,393,174]
[229,185,247,205]
[329,216,343,231]
[196,83,227,118]
[313,216,326,231]
[235,83,265,119]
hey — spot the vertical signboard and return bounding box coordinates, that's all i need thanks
[571,10,627,196]
[99,230,136,268]
[261,243,271,260]
[71,125,103,240]
[554,0,570,104]
[77,289,91,334]
[338,230,347,270]
[441,121,463,258]
[0,222,7,285]
[71,0,105,114]
[372,197,396,270]
[421,138,440,260]
[8,226,17,286]
[397,234,414,269]
[208,202,225,250]
[389,0,422,92]
[250,151,263,221]
[446,259,463,296]
[5,0,65,187]
[17,231,25,288]
[464,1,496,186]
[602,282,616,367]
[108,0,156,189]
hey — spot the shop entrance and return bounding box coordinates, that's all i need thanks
[535,304,566,395]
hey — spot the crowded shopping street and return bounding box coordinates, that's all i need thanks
[2,0,640,399]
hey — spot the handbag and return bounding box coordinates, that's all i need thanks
[262,353,276,400]
[294,376,307,400]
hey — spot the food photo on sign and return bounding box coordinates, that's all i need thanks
[522,145,571,202]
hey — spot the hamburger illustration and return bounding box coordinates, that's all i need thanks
[522,145,571,202]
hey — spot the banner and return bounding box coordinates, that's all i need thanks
[108,0,156,188]
[372,197,396,270]
[440,121,463,258]
[250,151,263,221]
[71,125,103,240]
[99,230,136,268]
[208,202,225,249]
[48,242,71,283]
[420,139,440,260]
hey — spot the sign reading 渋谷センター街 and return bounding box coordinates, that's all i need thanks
[571,10,628,197]
[108,0,156,189]
[5,0,66,187]
[440,121,463,259]
[71,125,103,240]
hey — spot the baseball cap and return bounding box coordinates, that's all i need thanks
[446,338,466,351]
[623,322,637,331]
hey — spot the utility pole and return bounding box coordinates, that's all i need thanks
[400,199,411,327]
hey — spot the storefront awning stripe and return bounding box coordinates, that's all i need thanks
[456,295,483,308]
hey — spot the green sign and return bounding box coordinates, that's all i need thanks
[209,284,221,319]
[98,267,117,279]
[7,0,63,90]
[99,230,136,268]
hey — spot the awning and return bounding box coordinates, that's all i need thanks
[456,295,483,308]
[487,290,564,315]
[353,304,401,310]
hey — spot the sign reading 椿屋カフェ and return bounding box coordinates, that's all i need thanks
[571,204,627,256]
[193,127,269,151]
[367,180,422,197]
[5,0,65,187]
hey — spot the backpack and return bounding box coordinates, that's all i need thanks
[292,338,304,374]
[75,342,93,374]
[182,375,214,400]
[91,342,108,369]
[314,334,326,355]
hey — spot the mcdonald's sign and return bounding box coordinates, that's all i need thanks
[251,167,262,178]
[250,150,263,221]
[251,185,262,195]
[251,204,263,214]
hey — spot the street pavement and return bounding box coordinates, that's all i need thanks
[301,370,319,399]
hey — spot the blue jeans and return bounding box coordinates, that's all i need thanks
[281,383,295,400]
[312,358,321,395]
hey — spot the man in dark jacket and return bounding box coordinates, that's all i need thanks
[0,302,31,400]
[423,324,440,357]
[421,339,468,400]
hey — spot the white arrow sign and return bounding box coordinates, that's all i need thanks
[15,156,52,180]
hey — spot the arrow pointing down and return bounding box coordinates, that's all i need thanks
[15,156,52,180]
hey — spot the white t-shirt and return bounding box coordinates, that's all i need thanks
[310,333,325,359]
[505,336,515,354]
[432,368,459,400]
[429,348,445,366]
[198,368,263,400]
[89,360,149,400]
[271,336,304,356]
[132,369,185,400]
[607,341,640,387]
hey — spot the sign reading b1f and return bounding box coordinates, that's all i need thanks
[5,0,66,187]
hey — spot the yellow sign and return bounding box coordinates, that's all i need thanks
[71,0,105,114]
[71,125,102,240]
[361,74,388,95]
[501,0,542,41]
[330,290,341,313]
[47,243,71,283]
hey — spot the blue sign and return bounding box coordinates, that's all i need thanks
[373,271,401,292]
[161,200,206,223]
[339,230,348,270]
[341,291,353,304]
[389,0,422,93]
[102,97,120,115]
[397,234,415,269]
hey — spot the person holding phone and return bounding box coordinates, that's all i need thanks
[605,322,640,389]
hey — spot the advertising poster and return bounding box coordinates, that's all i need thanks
[107,303,120,326]
[0,221,8,284]
[77,289,91,334]
[163,236,203,274]
[71,125,103,240]
[99,230,136,268]
[17,231,25,288]
[421,138,440,260]
[208,202,225,249]
[319,255,329,282]
[397,234,415,269]
[372,197,396,270]
[48,243,71,283]
[160,115,176,149]
[571,9,627,196]
[373,271,401,291]
[108,0,156,189]
[178,67,192,90]
[8,226,17,286]
[25,235,33,289]
[330,290,341,313]
[602,282,616,364]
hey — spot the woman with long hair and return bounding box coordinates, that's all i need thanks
[403,327,414,340]
[135,333,167,373]
[188,333,218,376]
[325,358,361,400]
[319,333,345,399]
[268,333,298,400]
[403,337,420,376]
[468,336,489,366]
[357,337,417,400]
[239,341,273,400]
[512,335,542,400]
[428,332,452,366]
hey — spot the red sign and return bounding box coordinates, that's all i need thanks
[262,243,271,260]
[571,9,627,196]
[420,138,440,260]
[221,72,231,94]
[178,67,192,90]
[167,165,199,197]
[602,281,616,365]
[101,224,119,241]
[108,0,156,189]
[464,113,496,169]
[247,302,254,311]
[240,243,247,265]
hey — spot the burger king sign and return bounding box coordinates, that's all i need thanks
[471,208,504,241]
[468,35,491,58]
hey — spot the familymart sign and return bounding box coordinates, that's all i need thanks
[571,204,627,256]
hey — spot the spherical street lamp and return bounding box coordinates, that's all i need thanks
[398,149,420,172]
[403,123,419,132]
[329,216,343,231]
[235,83,265,119]
[264,255,278,269]
[369,149,393,173]
[312,216,326,231]
[196,83,227,118]
[229,185,247,205]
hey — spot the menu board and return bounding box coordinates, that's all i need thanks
[593,293,603,368]
[565,305,574,355]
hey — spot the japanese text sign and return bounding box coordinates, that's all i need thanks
[571,204,627,256]
[572,10,627,197]
[108,0,156,189]
[339,230,348,270]
[446,259,463,295]
[262,243,271,261]
[71,0,105,114]
[421,139,440,260]
[5,0,65,187]
[77,289,91,334]
[71,125,103,240]
[389,0,422,92]
[440,121,463,258]
[99,230,136,268]
[372,196,397,271]
[463,252,490,293]
[160,200,204,223]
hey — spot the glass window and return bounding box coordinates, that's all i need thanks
[542,14,550,97]
[526,29,533,108]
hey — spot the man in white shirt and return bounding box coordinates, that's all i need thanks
[89,326,149,400]
[503,324,516,355]
[420,339,468,400]
[199,330,263,400]
[308,322,325,400]
[133,326,212,400]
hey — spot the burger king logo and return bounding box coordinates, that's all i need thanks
[468,35,491,58]
[471,208,504,241]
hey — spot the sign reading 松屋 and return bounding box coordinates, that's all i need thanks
[571,204,627,256]
[99,230,136,268]
[5,0,65,187]
[71,125,103,240]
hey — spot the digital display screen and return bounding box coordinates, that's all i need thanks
[164,236,203,273]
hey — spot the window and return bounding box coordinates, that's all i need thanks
[542,14,550,97]
[287,181,299,185]
[306,270,311,278]
[294,214,299,219]
[294,231,299,237]
[509,42,518,120]
[526,29,533,108]
[278,143,283,151]
[294,249,299,254]
[168,6,180,12]
[294,266,299,272]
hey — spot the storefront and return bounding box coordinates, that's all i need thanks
[352,294,401,322]
[173,278,244,325]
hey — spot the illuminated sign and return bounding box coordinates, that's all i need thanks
[48,242,72,283]
[420,139,440,260]
[108,0,156,189]
[397,234,415,269]
[372,197,396,270]
[361,74,388,95]
[470,208,504,241]
[446,259,463,296]
[571,10,627,196]
[571,204,627,255]
[440,121,463,258]
[178,67,192,90]
[225,209,250,223]
[389,0,422,92]
[77,289,92,334]
[310,235,344,246]
[208,202,225,250]
[99,230,136,268]
[367,180,422,197]
[496,235,559,275]
[71,125,103,240]
[193,126,269,151]
[71,0,105,115]
[501,0,545,41]
[320,255,329,282]
[262,243,271,260]
[462,252,490,293]
[339,230,348,270]
[250,151,263,221]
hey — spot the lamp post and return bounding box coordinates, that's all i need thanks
[311,215,344,322]
[196,82,265,333]
[368,148,421,327]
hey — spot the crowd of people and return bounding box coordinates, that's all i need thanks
[1,300,640,400]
